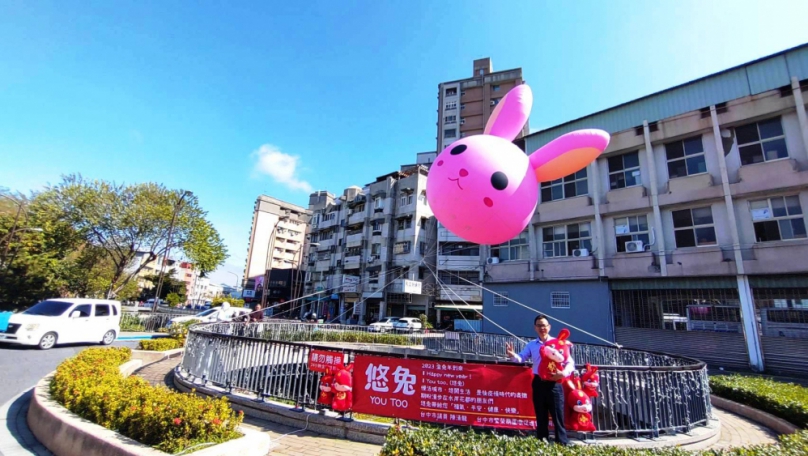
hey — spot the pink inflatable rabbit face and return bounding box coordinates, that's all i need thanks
[426,84,611,245]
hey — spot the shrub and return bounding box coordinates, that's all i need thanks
[710,375,808,428]
[138,338,183,351]
[380,426,808,456]
[211,296,245,308]
[50,347,243,453]
[120,313,145,332]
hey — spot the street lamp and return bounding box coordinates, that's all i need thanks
[152,190,193,310]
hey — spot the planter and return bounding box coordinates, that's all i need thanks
[711,395,800,435]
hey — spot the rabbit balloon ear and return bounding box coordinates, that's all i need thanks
[484,84,532,141]
[529,129,610,182]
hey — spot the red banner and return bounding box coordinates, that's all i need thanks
[353,355,537,430]
[308,349,345,373]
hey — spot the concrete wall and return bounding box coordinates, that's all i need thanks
[482,280,613,345]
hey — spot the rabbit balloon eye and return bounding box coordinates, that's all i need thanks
[450,144,467,155]
[491,172,508,190]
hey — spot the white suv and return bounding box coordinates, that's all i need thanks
[0,299,121,350]
[393,317,423,333]
[368,317,400,333]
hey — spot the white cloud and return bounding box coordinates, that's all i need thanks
[251,144,313,192]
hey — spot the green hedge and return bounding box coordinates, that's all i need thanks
[120,313,145,332]
[710,375,808,428]
[380,426,808,456]
[265,329,421,346]
[138,338,183,351]
[50,347,243,453]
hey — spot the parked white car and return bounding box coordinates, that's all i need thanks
[0,299,121,350]
[368,317,401,333]
[167,307,251,327]
[393,317,423,333]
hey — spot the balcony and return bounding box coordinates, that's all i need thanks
[486,260,530,282]
[343,255,362,270]
[601,186,650,215]
[439,285,482,303]
[319,216,338,229]
[437,255,479,269]
[438,225,466,242]
[605,251,662,278]
[536,257,599,280]
[348,211,366,225]
[745,239,808,275]
[346,232,364,246]
[315,259,331,271]
[388,279,423,294]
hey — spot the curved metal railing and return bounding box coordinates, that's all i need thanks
[178,322,711,438]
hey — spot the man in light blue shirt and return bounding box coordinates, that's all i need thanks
[506,314,573,445]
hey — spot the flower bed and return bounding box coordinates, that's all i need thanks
[138,338,184,351]
[50,347,243,453]
[380,426,808,455]
[710,375,808,428]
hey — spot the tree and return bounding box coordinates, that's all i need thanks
[139,273,187,303]
[211,295,245,308]
[166,292,182,306]
[35,175,228,298]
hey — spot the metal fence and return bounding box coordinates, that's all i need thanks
[179,322,711,438]
[121,311,192,333]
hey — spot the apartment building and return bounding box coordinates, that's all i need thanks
[482,44,808,375]
[302,165,435,324]
[436,58,528,152]
[132,253,198,303]
[242,195,311,311]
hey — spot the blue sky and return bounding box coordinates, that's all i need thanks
[2,0,808,286]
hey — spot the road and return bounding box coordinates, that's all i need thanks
[0,341,139,406]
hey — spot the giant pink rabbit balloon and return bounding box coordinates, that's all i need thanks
[426,85,610,245]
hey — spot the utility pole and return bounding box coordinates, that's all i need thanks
[152,191,192,311]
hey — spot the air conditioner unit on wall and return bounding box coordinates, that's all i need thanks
[487,257,500,264]
[625,241,644,253]
[572,249,589,257]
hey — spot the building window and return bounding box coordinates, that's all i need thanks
[491,230,529,261]
[460,117,465,125]
[445,128,456,138]
[551,292,570,309]
[491,98,501,106]
[666,136,706,178]
[540,169,587,202]
[736,117,788,165]
[394,241,411,254]
[371,220,383,234]
[446,102,456,110]
[444,115,457,124]
[445,88,457,97]
[750,196,806,242]
[374,197,383,209]
[400,193,414,207]
[439,270,478,285]
[672,207,716,248]
[615,215,650,252]
[460,103,465,110]
[396,218,412,230]
[608,151,640,190]
[440,242,480,256]
[371,243,381,255]
[491,85,501,92]
[418,191,427,204]
[542,223,592,258]
[493,291,509,307]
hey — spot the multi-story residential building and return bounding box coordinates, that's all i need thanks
[132,253,199,303]
[302,165,436,324]
[242,195,311,310]
[436,58,528,152]
[482,44,808,376]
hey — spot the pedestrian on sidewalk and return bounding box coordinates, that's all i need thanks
[505,315,573,446]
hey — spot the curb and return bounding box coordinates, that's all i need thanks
[117,334,171,341]
[710,395,799,435]
[0,386,53,456]
[173,369,390,445]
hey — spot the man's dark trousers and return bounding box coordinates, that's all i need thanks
[531,375,569,445]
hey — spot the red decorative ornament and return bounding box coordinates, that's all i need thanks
[581,363,600,398]
[563,378,596,432]
[318,368,335,407]
[331,364,354,413]
[538,328,572,381]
